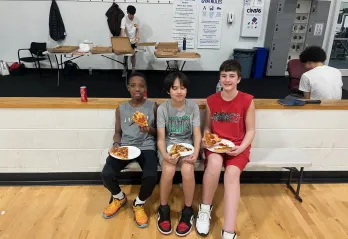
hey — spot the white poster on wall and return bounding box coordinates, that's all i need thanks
[240,0,264,37]
[197,0,223,49]
[172,0,197,49]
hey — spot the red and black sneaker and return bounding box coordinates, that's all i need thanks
[157,204,172,235]
[176,206,194,237]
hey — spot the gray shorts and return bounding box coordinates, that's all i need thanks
[158,151,185,167]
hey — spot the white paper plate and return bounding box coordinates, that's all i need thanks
[109,146,141,160]
[207,139,235,153]
[167,143,194,157]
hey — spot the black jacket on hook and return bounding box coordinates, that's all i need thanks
[49,0,66,41]
[105,3,125,36]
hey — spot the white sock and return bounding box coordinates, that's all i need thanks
[134,196,145,206]
[113,191,124,200]
[200,203,212,211]
[222,230,237,239]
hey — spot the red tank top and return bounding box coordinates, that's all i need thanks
[207,91,253,146]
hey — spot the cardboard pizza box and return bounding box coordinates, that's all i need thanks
[154,51,179,58]
[154,42,180,57]
[48,46,79,53]
[111,37,135,55]
[176,52,201,58]
[90,46,113,54]
[136,42,157,46]
[155,51,201,59]
[155,42,179,50]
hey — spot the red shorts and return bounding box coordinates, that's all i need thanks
[204,146,251,171]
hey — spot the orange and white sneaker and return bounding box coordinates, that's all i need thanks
[102,195,127,219]
[133,203,149,228]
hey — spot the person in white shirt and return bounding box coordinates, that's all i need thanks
[121,5,140,73]
[299,46,343,100]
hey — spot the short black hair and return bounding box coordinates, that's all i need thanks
[127,5,136,15]
[128,71,147,85]
[163,72,189,92]
[219,60,242,77]
[300,46,326,63]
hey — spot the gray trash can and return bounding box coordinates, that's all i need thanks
[232,48,256,79]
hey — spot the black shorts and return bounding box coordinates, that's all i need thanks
[131,44,137,49]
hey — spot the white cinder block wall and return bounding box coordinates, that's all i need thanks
[0,108,347,173]
[0,109,115,173]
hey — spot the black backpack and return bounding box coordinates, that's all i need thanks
[63,60,79,76]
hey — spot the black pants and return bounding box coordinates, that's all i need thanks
[101,150,158,201]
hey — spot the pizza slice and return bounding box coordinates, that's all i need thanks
[204,132,222,148]
[169,144,181,158]
[218,142,229,147]
[132,111,148,127]
[113,147,129,159]
[213,146,233,153]
[177,144,192,153]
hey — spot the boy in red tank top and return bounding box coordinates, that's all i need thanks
[195,60,256,239]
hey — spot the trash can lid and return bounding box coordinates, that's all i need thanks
[253,47,268,51]
[233,48,256,53]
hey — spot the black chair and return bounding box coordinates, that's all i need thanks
[18,42,53,77]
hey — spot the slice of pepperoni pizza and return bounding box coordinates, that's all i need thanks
[169,144,181,158]
[132,111,148,127]
[213,146,233,153]
[204,132,222,148]
[177,144,192,153]
[114,147,128,160]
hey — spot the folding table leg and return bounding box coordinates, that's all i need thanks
[174,60,179,71]
[180,61,187,71]
[123,56,129,88]
[54,54,60,86]
[285,167,304,203]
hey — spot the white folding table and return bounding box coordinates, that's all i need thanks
[155,56,200,71]
[49,49,144,87]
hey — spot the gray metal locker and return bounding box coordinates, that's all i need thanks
[273,20,297,40]
[276,0,298,19]
[265,0,297,76]
[305,1,331,48]
[267,41,293,75]
[264,0,331,76]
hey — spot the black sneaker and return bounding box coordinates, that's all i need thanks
[176,206,194,237]
[157,204,172,235]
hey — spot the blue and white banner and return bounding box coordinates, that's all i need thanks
[197,0,223,49]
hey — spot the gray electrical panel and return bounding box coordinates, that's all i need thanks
[264,0,331,76]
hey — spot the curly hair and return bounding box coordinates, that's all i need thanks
[299,46,326,63]
[128,71,147,85]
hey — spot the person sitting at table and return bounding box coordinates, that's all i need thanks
[298,46,343,100]
[100,72,158,228]
[121,5,140,75]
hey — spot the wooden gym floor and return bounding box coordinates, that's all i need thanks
[0,184,347,239]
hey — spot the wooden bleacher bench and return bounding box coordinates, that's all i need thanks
[121,148,311,203]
